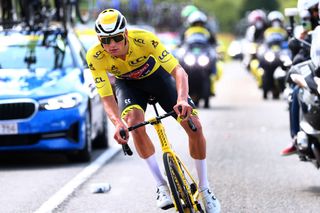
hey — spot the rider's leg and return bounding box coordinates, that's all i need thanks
[123,108,166,186]
[180,116,208,189]
[181,116,221,212]
[123,108,172,209]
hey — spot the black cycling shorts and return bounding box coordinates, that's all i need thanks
[114,66,196,119]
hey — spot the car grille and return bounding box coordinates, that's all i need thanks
[0,101,36,120]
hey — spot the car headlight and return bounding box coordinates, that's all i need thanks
[198,55,210,67]
[39,93,83,110]
[264,51,275,63]
[184,54,196,66]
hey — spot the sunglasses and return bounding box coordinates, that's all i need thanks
[100,33,125,44]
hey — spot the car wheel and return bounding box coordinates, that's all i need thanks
[93,113,109,149]
[67,111,92,162]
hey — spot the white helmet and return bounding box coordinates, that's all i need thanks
[311,26,320,67]
[95,9,127,37]
[267,11,284,23]
[297,0,318,11]
[186,10,207,26]
[299,9,311,19]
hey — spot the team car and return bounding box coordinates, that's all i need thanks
[0,27,108,162]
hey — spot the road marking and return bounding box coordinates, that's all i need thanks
[34,146,121,213]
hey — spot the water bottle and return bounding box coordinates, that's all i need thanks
[90,182,112,193]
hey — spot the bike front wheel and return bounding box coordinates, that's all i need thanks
[163,152,195,213]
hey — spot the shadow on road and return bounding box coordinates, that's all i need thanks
[0,151,76,170]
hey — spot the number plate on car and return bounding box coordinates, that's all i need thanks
[0,123,18,135]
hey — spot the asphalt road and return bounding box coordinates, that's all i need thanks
[1,61,320,213]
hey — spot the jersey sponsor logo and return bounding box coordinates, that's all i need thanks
[93,50,105,60]
[110,65,121,75]
[129,56,147,66]
[94,77,106,89]
[151,40,159,49]
[120,56,156,79]
[158,50,172,62]
[95,77,105,84]
[133,38,145,46]
[88,63,95,71]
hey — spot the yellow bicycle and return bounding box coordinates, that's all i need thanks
[120,97,204,213]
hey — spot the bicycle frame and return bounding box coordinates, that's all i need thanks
[121,103,203,212]
[152,118,201,211]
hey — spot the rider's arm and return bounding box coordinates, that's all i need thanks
[171,64,192,118]
[86,48,127,143]
[100,95,128,144]
[101,95,123,127]
[171,64,189,102]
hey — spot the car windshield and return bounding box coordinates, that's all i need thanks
[0,33,73,70]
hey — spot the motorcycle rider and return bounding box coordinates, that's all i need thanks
[243,9,268,74]
[281,0,319,155]
[180,10,217,46]
[245,9,269,44]
[263,10,287,42]
[179,10,219,97]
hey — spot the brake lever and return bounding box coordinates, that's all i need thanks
[177,106,197,132]
[120,128,133,156]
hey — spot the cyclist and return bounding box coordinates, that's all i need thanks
[86,9,221,213]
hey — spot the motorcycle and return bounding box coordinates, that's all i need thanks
[256,32,292,99]
[289,60,320,168]
[176,33,219,108]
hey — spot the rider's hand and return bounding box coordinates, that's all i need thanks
[174,100,192,121]
[114,123,129,145]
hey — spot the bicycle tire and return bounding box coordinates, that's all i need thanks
[163,152,195,213]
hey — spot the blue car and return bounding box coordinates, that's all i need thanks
[0,27,108,162]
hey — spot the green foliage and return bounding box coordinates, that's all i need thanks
[151,0,300,33]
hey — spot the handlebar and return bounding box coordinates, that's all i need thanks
[120,109,197,156]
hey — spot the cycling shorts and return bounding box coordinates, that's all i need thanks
[115,66,196,119]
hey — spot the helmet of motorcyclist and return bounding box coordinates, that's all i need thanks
[297,0,318,11]
[311,26,320,68]
[267,11,284,27]
[300,9,311,19]
[247,9,267,29]
[95,8,127,37]
[186,10,207,27]
[181,5,199,19]
[297,0,319,29]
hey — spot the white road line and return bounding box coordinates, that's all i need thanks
[34,146,121,213]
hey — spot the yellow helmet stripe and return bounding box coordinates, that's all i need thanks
[100,13,118,25]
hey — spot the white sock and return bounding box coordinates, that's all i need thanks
[144,154,167,187]
[194,159,210,191]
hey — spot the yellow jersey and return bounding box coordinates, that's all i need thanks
[86,29,179,97]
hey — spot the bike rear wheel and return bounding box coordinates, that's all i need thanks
[163,152,195,213]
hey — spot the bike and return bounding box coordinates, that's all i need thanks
[120,97,204,213]
[256,32,291,99]
[176,34,218,108]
